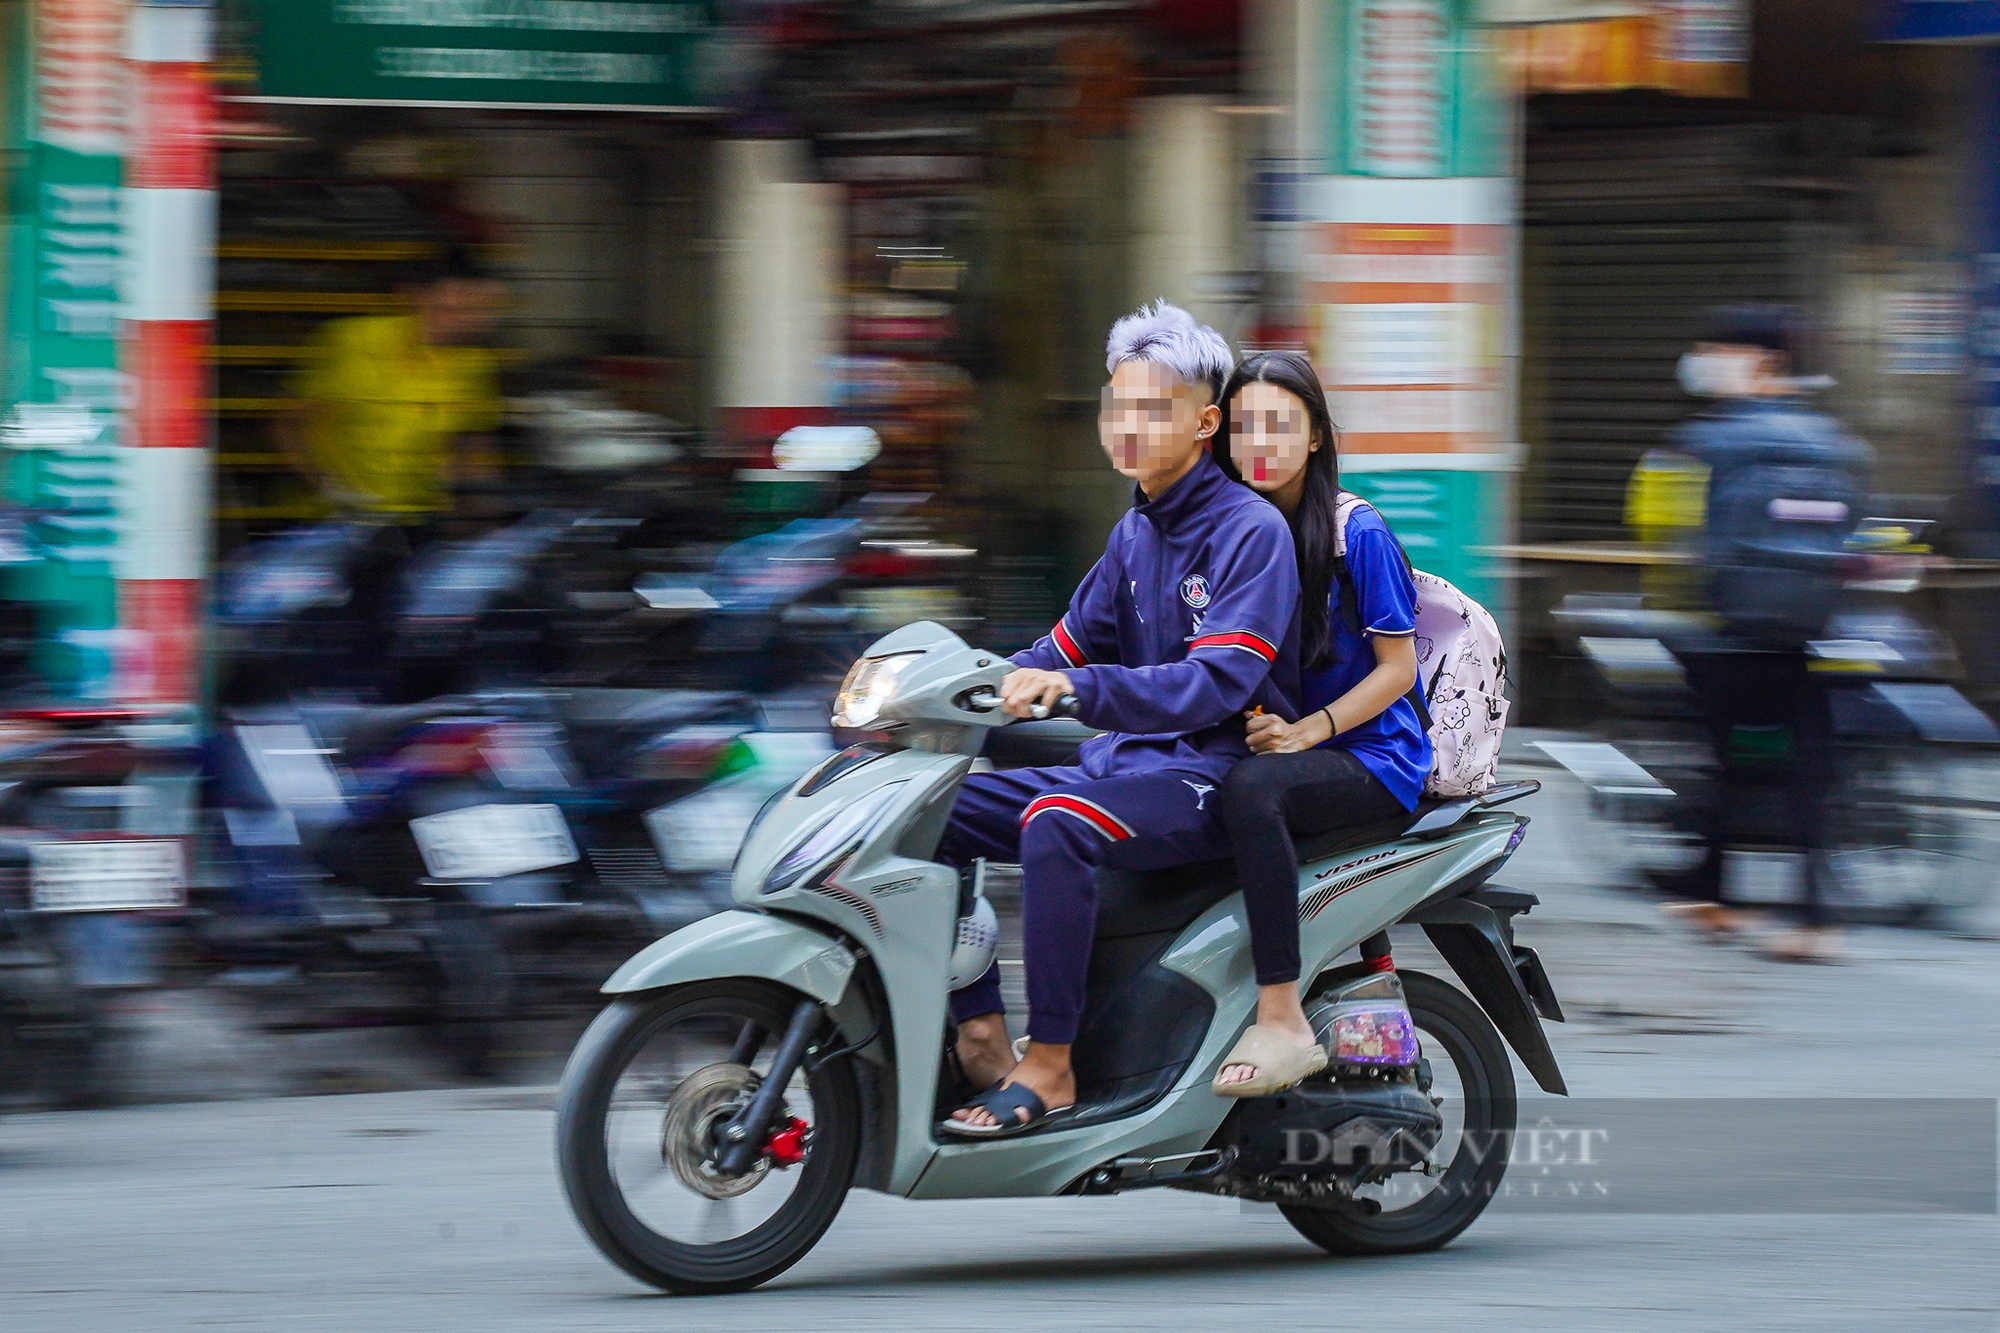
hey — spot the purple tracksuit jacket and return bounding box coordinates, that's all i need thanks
[1014,451,1301,782]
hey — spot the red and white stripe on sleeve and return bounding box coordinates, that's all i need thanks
[1049,615,1090,668]
[1187,630,1278,663]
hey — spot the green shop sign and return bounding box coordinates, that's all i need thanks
[243,0,719,111]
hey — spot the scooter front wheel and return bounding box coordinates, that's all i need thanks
[555,980,860,1295]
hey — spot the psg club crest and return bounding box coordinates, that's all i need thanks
[1180,574,1211,609]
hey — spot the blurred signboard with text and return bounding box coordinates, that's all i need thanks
[240,0,718,110]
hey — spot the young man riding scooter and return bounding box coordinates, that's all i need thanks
[943,302,1301,1135]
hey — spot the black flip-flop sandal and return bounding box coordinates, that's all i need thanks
[940,1081,1076,1139]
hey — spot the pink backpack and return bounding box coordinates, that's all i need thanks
[1334,492,1510,797]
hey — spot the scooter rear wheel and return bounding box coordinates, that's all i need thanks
[1281,969,1516,1255]
[555,980,860,1295]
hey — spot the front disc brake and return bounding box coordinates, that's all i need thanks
[661,1062,770,1200]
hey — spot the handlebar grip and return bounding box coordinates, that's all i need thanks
[968,690,1081,720]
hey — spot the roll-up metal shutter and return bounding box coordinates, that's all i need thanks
[1522,125,1796,541]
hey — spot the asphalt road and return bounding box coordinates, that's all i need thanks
[5,766,1997,1331]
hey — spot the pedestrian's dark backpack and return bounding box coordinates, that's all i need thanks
[1333,493,1508,797]
[1703,441,1864,644]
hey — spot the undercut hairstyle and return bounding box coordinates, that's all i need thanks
[1216,351,1343,671]
[1105,300,1235,406]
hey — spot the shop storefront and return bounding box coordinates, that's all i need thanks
[213,0,725,541]
[2,0,752,703]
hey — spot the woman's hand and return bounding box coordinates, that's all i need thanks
[1245,709,1331,755]
[999,668,1074,719]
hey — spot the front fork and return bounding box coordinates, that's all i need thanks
[713,997,822,1177]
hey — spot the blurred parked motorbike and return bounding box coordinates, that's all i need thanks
[1544,578,1998,925]
[203,689,828,1073]
[0,709,193,1105]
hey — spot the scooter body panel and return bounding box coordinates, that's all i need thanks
[904,817,1520,1200]
[730,745,974,1194]
[601,909,857,1005]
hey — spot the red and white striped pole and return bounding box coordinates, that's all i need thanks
[119,1,214,707]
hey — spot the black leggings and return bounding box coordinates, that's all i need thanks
[1218,748,1411,986]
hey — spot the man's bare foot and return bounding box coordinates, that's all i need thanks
[950,1041,1076,1129]
[1217,983,1322,1088]
[953,1013,1017,1093]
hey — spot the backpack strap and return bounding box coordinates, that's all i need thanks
[1331,490,1368,559]
[1330,492,1368,648]
[1333,490,1432,732]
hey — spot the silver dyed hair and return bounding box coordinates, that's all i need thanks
[1105,300,1234,405]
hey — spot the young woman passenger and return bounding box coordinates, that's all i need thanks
[1208,352,1434,1097]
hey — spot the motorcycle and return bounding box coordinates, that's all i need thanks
[555,621,1565,1295]
[0,845,102,1110]
[1544,594,1998,924]
[0,710,193,1105]
[206,690,828,1072]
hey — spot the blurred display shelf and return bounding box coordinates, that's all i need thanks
[214,398,289,415]
[214,344,312,364]
[217,291,407,313]
[217,504,322,521]
[217,452,293,469]
[217,240,441,261]
[215,344,529,366]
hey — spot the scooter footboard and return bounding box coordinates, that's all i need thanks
[600,910,857,1004]
[1402,892,1568,1095]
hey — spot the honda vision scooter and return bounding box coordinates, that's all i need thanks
[556,622,1567,1295]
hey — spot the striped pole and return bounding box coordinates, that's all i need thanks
[119,1,214,707]
[714,140,839,456]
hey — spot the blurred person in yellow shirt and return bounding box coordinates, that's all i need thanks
[1624,446,1709,608]
[285,245,506,521]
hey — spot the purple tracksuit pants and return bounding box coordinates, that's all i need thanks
[941,765,1231,1045]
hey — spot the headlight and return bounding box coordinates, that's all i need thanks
[831,652,921,729]
[763,781,907,894]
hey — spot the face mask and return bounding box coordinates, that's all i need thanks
[1677,351,1758,399]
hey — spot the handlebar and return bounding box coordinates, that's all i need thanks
[964,690,1081,721]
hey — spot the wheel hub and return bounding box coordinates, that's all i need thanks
[660,1062,769,1200]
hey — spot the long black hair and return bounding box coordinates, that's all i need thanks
[1214,351,1342,671]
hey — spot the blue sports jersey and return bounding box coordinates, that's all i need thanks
[1299,502,1432,810]
[1014,451,1301,784]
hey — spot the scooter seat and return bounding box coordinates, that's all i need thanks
[1090,801,1443,940]
[296,699,472,758]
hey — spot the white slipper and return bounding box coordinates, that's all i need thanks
[1212,1024,1328,1098]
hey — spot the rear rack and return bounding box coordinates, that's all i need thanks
[1404,778,1539,839]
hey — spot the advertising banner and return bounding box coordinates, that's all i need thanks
[1303,3,1516,606]
[1331,0,1505,178]
[1306,175,1514,602]
[1495,0,1750,97]
[4,0,129,696]
[1877,1,2000,43]
[239,0,717,110]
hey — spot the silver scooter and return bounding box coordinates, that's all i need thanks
[555,622,1566,1295]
